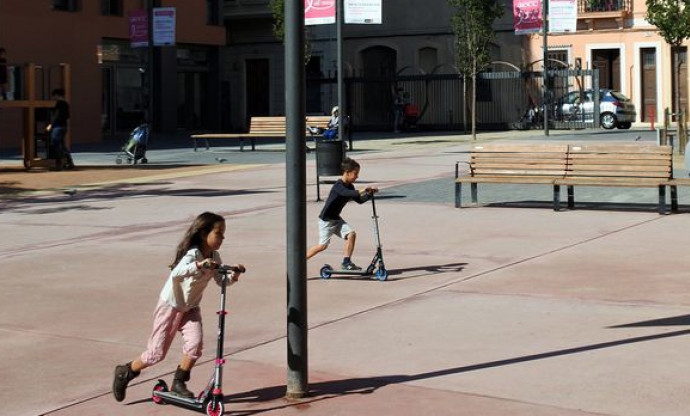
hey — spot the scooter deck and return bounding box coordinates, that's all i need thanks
[327,269,373,276]
[153,391,204,409]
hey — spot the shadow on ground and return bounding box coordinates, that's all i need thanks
[224,326,690,415]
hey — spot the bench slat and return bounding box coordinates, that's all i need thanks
[568,165,671,173]
[569,145,672,154]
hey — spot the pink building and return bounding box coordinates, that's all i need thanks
[524,0,687,125]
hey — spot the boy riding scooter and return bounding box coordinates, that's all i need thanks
[307,158,378,271]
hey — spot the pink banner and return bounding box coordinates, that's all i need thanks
[129,9,149,48]
[513,0,543,34]
[305,0,335,26]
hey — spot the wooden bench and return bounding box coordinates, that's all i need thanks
[455,144,569,210]
[455,143,675,214]
[191,115,332,151]
[555,145,672,214]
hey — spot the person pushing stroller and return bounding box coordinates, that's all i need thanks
[307,157,378,270]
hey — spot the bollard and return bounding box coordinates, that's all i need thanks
[650,105,655,130]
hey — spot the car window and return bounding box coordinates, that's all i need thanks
[610,91,630,102]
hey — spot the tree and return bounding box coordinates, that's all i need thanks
[269,0,312,64]
[646,0,690,118]
[447,0,504,139]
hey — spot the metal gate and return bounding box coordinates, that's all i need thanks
[307,69,599,131]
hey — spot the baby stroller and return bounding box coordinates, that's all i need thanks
[116,124,149,165]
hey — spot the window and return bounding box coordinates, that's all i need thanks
[207,0,222,25]
[53,0,80,12]
[418,47,438,74]
[101,0,123,16]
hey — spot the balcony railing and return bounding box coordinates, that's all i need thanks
[578,0,631,13]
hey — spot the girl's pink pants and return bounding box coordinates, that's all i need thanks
[140,299,203,366]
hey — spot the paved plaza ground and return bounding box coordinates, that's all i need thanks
[2,128,690,415]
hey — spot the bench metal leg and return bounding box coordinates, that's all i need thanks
[193,138,197,152]
[553,185,560,211]
[205,139,210,151]
[671,185,679,212]
[567,186,574,209]
[455,182,462,208]
[240,139,245,152]
[658,186,667,214]
[470,183,478,205]
[251,138,256,151]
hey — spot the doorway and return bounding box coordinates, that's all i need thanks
[177,71,208,130]
[640,48,657,122]
[592,49,621,91]
[246,59,270,121]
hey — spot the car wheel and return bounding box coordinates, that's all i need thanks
[617,122,632,129]
[600,112,617,129]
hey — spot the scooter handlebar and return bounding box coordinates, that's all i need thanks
[202,262,246,274]
[219,264,246,274]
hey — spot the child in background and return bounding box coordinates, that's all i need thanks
[307,158,378,270]
[112,212,245,402]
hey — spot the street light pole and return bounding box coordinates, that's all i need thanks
[285,0,308,400]
[542,0,549,136]
[337,0,347,148]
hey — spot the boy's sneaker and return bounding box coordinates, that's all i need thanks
[342,262,362,271]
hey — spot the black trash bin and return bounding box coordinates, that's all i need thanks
[316,139,345,176]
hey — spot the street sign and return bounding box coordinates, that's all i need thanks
[513,0,543,34]
[549,0,577,33]
[129,9,148,48]
[305,0,335,26]
[345,0,382,24]
[153,7,176,46]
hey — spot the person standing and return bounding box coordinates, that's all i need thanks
[46,88,74,170]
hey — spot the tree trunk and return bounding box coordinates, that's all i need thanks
[472,57,477,140]
[675,45,682,123]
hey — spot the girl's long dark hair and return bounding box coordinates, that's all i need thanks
[170,212,225,268]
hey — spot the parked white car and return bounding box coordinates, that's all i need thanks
[557,89,636,129]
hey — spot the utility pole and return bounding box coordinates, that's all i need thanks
[337,0,347,149]
[285,0,308,400]
[542,0,549,136]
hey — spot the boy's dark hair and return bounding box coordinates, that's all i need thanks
[341,157,360,173]
[52,88,65,97]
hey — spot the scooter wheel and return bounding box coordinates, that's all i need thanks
[320,265,333,279]
[205,399,224,416]
[116,158,122,165]
[141,158,148,164]
[152,380,168,405]
[375,268,388,281]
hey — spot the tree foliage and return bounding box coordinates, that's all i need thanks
[269,0,312,63]
[646,0,690,114]
[447,0,504,77]
[646,0,690,47]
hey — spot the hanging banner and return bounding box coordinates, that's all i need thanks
[305,0,336,26]
[513,0,543,34]
[345,0,382,24]
[549,0,577,33]
[129,9,149,48]
[153,7,176,46]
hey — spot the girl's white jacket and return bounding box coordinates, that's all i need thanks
[159,248,233,312]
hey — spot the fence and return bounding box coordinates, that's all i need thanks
[308,69,599,131]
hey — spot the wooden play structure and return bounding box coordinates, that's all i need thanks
[0,63,71,169]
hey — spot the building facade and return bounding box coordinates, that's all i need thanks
[223,0,521,131]
[524,0,688,125]
[0,0,225,149]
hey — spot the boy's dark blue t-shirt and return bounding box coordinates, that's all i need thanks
[319,179,370,221]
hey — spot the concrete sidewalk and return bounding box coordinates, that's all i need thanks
[2,128,690,416]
